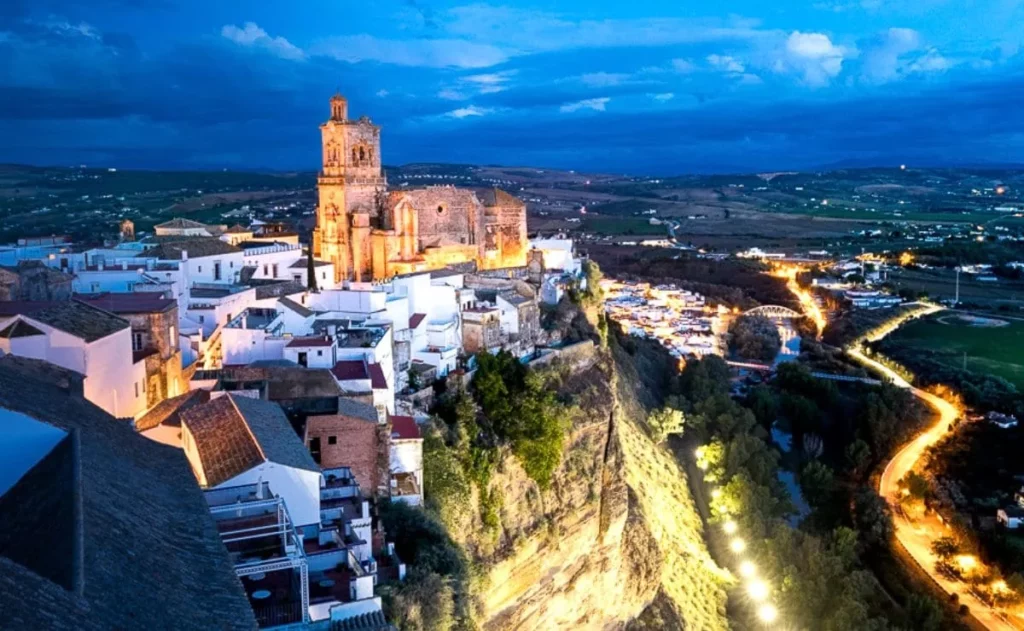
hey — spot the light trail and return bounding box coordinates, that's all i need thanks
[849,311,1022,631]
[770,264,827,339]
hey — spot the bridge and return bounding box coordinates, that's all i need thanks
[744,305,803,319]
[724,361,883,386]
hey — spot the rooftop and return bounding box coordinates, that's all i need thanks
[331,360,368,381]
[154,217,211,230]
[0,357,255,631]
[368,363,387,390]
[0,300,130,343]
[390,415,421,440]
[0,319,44,339]
[408,313,426,330]
[75,292,176,315]
[285,336,333,348]
[278,296,313,318]
[139,237,240,260]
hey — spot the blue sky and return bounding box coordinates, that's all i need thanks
[2,0,1023,174]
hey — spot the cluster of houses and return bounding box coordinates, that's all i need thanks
[601,279,724,358]
[0,219,585,630]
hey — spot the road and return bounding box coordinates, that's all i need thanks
[848,343,1021,631]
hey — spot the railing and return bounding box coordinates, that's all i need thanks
[252,601,303,628]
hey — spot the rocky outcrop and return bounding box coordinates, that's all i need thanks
[466,345,728,630]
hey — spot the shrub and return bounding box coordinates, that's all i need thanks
[728,314,782,361]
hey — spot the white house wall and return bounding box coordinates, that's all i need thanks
[217,463,322,529]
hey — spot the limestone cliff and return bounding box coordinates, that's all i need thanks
[454,343,729,630]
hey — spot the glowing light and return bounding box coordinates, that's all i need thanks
[996,186,1007,195]
[900,164,907,171]
[739,560,757,578]
[993,580,1008,592]
[899,252,914,266]
[757,604,778,624]
[711,489,723,500]
[723,520,738,535]
[730,538,747,554]
[956,555,977,570]
[747,579,770,601]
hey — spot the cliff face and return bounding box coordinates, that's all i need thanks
[463,343,728,630]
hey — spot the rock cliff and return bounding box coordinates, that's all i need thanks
[456,342,729,630]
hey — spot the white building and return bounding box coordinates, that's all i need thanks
[388,415,423,506]
[0,300,148,419]
[181,393,323,530]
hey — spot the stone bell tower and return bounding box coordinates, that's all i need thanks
[313,93,386,283]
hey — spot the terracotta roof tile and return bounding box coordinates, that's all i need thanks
[390,415,421,440]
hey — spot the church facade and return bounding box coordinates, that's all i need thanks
[312,94,528,283]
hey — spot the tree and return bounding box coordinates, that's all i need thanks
[931,536,959,559]
[728,314,782,361]
[647,407,685,444]
[305,246,319,292]
[852,488,893,550]
[904,594,943,631]
[901,471,931,502]
[800,460,836,508]
[845,439,872,479]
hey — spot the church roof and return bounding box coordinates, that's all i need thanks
[154,218,210,230]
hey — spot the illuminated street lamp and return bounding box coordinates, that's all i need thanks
[956,555,977,571]
[757,604,778,625]
[730,538,747,554]
[711,489,722,500]
[723,520,738,535]
[738,560,757,578]
[747,579,770,602]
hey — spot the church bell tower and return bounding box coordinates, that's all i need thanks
[313,93,385,283]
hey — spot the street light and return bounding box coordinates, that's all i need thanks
[738,560,757,578]
[747,579,769,602]
[757,604,778,624]
[723,520,738,535]
[711,488,722,500]
[730,538,747,554]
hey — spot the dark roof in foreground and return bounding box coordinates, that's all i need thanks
[0,300,130,343]
[180,394,318,487]
[0,356,256,631]
[75,292,177,315]
[134,389,211,431]
[0,319,45,338]
[138,237,240,260]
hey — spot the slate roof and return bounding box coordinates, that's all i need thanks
[499,291,532,306]
[231,396,318,474]
[254,280,305,300]
[390,415,421,440]
[219,365,343,400]
[238,265,257,284]
[337,397,379,423]
[75,292,176,314]
[138,237,240,260]
[224,224,252,234]
[0,319,44,338]
[289,259,332,269]
[279,296,313,318]
[409,313,426,330]
[0,356,256,631]
[332,360,368,381]
[0,300,130,343]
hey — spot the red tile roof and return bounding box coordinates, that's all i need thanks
[286,336,333,348]
[390,415,421,440]
[331,360,367,381]
[368,363,388,390]
[408,313,426,330]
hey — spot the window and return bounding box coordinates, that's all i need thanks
[169,325,176,348]
[437,204,445,215]
[197,265,202,273]
[293,274,302,283]
[225,313,231,324]
[132,331,144,351]
[91,282,100,292]
[142,379,146,393]
[213,261,222,281]
[317,350,323,357]
[134,382,139,398]
[322,272,327,280]
[309,437,322,464]
[272,264,279,278]
[328,436,337,445]
[263,264,268,276]
[198,315,205,324]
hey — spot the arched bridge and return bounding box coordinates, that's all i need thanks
[744,305,803,319]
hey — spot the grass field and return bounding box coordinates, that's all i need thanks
[581,216,667,236]
[888,313,1024,389]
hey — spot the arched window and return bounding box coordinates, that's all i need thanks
[359,147,366,163]
[352,148,358,163]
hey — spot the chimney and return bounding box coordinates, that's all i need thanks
[327,324,337,337]
[181,249,188,262]
[121,261,128,270]
[146,258,155,270]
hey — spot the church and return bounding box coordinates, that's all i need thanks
[312,94,529,283]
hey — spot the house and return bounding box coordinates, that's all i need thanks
[998,506,1024,530]
[211,364,345,422]
[0,355,256,631]
[304,399,387,498]
[388,415,423,506]
[186,284,257,337]
[138,236,244,285]
[76,292,185,410]
[0,261,73,301]
[0,300,149,419]
[285,336,337,369]
[180,393,323,531]
[154,217,223,237]
[462,305,501,354]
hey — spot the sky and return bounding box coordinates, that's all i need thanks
[2,0,1024,175]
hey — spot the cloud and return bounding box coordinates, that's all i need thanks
[462,70,516,93]
[221,22,305,61]
[580,72,630,87]
[376,89,389,98]
[782,31,851,86]
[650,92,675,102]
[560,97,610,113]
[860,28,951,83]
[672,58,697,73]
[438,88,467,101]
[447,105,491,118]
[312,35,507,69]
[707,54,746,73]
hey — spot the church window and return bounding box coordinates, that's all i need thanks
[359,147,366,163]
[437,204,445,215]
[352,148,358,163]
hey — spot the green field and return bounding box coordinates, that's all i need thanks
[580,216,668,236]
[888,313,1024,389]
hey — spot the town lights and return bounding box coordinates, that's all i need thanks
[730,538,747,554]
[747,579,769,601]
[957,555,977,570]
[757,604,778,624]
[723,520,738,535]
[738,560,757,578]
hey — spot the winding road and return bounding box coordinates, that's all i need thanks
[849,336,1020,630]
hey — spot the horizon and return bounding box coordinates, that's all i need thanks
[2,1,1024,174]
